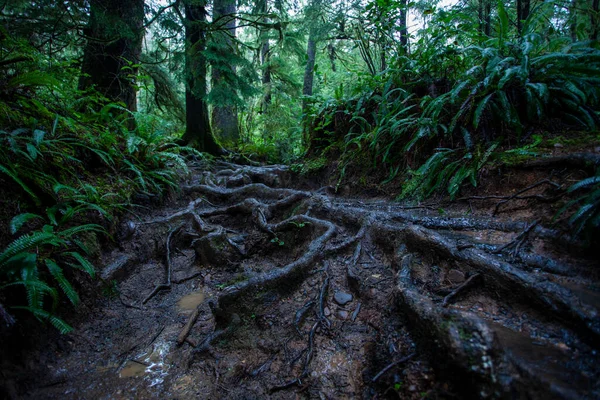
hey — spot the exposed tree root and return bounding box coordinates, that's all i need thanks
[100,161,599,399]
[441,273,482,307]
[142,223,184,304]
[371,352,415,382]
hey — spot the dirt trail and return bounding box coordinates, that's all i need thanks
[21,161,600,399]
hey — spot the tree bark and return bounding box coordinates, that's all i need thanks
[517,0,530,34]
[570,0,577,41]
[399,0,408,50]
[302,35,317,108]
[181,0,222,155]
[484,0,491,37]
[79,0,144,128]
[259,0,272,113]
[211,0,239,144]
[591,0,599,40]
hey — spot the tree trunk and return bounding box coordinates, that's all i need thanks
[261,39,271,111]
[399,0,408,50]
[259,0,271,113]
[591,0,599,40]
[484,0,491,37]
[517,0,522,34]
[570,0,577,41]
[302,35,317,109]
[211,0,239,144]
[517,0,530,34]
[181,0,222,155]
[79,0,144,128]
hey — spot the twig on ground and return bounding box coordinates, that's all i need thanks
[351,302,362,322]
[495,220,539,258]
[441,273,482,307]
[371,352,415,382]
[143,223,184,304]
[317,274,331,329]
[177,305,202,346]
[493,180,561,215]
[294,300,315,337]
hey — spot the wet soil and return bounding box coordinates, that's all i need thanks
[4,160,600,399]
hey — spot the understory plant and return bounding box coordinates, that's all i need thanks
[0,33,204,331]
[0,207,104,333]
[310,1,600,216]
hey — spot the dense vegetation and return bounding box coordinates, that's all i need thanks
[0,0,598,333]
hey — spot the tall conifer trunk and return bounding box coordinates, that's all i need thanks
[211,0,240,144]
[399,0,408,50]
[79,0,144,127]
[181,0,221,154]
[591,0,599,40]
[517,0,530,35]
[259,0,271,113]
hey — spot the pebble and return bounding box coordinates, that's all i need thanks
[334,291,353,305]
[337,310,349,320]
[324,307,331,317]
[447,269,465,283]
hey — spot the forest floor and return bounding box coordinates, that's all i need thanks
[3,155,600,399]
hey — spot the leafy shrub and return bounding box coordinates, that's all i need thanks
[559,171,600,239]
[1,209,104,333]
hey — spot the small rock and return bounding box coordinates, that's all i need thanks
[447,269,466,284]
[337,310,349,320]
[334,291,353,305]
[101,254,137,282]
[554,143,564,148]
[409,385,417,392]
[324,307,331,317]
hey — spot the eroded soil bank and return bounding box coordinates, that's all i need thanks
[3,160,599,399]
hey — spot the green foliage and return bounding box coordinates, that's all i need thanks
[559,172,600,239]
[0,30,202,332]
[309,2,600,210]
[0,207,105,333]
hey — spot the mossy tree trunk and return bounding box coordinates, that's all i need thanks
[211,0,240,145]
[181,0,222,155]
[79,0,144,128]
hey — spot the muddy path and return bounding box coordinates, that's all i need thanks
[19,161,600,399]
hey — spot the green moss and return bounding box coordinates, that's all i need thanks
[543,132,600,148]
[301,156,328,174]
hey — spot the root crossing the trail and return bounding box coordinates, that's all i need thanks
[22,161,600,399]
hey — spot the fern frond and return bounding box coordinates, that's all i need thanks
[64,252,96,277]
[0,164,41,205]
[59,224,105,239]
[45,259,79,306]
[568,176,600,192]
[0,232,59,269]
[12,306,72,334]
[10,213,43,235]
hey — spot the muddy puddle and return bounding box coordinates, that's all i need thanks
[177,290,205,312]
[119,341,171,387]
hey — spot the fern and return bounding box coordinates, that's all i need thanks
[45,259,80,306]
[0,164,41,205]
[64,252,96,278]
[12,306,73,334]
[0,232,60,269]
[10,213,43,235]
